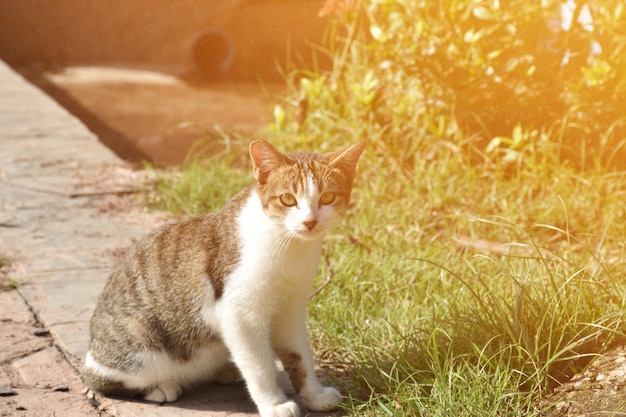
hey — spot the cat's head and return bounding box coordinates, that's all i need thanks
[249,140,366,240]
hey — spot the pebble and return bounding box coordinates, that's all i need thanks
[0,386,17,396]
[33,328,50,337]
[573,378,591,389]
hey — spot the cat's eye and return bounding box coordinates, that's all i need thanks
[279,193,297,207]
[319,191,336,205]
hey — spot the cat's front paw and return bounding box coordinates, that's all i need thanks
[302,386,342,411]
[144,381,182,403]
[260,400,300,417]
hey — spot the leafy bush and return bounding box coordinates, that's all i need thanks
[278,0,626,171]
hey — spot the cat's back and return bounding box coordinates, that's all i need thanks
[101,186,253,300]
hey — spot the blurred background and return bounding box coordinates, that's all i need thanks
[0,0,330,80]
[0,0,330,165]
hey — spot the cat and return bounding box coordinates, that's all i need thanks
[82,139,366,417]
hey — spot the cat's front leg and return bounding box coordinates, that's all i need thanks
[220,310,300,417]
[274,319,342,412]
[278,350,342,412]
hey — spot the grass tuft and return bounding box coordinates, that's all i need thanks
[145,139,251,216]
[148,136,626,415]
[146,1,626,414]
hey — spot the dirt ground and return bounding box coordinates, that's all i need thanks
[8,64,626,416]
[0,282,104,417]
[20,65,279,166]
[540,345,626,415]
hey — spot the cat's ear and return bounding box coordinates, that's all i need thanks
[325,140,367,178]
[249,140,287,184]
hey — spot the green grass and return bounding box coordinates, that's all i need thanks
[145,139,251,215]
[144,1,626,414]
[307,144,626,416]
[146,135,626,416]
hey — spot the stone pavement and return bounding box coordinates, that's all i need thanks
[0,60,338,416]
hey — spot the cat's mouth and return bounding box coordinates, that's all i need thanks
[292,228,323,240]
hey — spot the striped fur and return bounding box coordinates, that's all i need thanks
[83,140,365,417]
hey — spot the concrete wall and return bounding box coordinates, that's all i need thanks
[0,0,330,79]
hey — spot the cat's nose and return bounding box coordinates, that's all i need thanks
[302,220,318,231]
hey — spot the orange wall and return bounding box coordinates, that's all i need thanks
[0,0,329,79]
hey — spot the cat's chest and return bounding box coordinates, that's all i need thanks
[238,224,322,279]
[234,192,323,283]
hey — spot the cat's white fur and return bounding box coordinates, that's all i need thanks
[219,173,341,416]
[86,172,342,417]
[84,344,230,402]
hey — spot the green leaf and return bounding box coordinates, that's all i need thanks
[273,104,285,131]
[473,6,494,20]
[370,24,388,43]
[464,29,482,43]
[512,124,524,147]
[486,137,503,153]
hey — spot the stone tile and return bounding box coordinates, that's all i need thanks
[0,320,49,365]
[12,346,69,388]
[0,291,33,324]
[6,347,101,417]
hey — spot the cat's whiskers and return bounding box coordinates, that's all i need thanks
[271,227,295,259]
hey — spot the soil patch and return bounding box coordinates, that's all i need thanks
[18,65,280,166]
[0,286,103,416]
[540,345,626,415]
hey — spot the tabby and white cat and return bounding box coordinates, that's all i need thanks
[83,140,366,417]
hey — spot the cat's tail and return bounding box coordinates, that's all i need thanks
[81,366,148,399]
[82,351,185,403]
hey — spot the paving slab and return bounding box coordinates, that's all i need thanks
[0,59,151,367]
[0,59,340,416]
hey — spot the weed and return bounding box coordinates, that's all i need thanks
[147,1,626,415]
[144,138,251,216]
[0,255,19,291]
